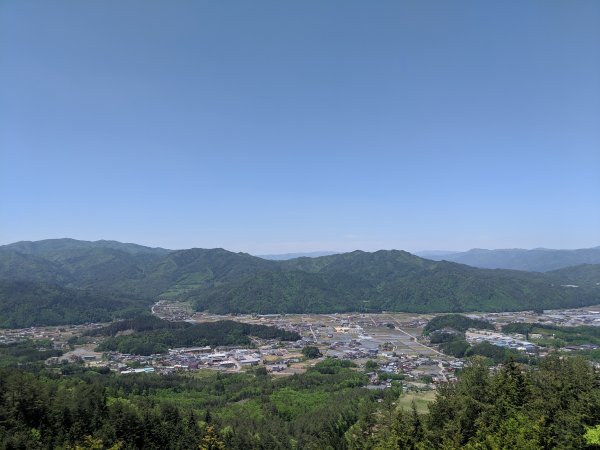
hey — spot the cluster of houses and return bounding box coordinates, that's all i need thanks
[97,340,308,375]
[325,338,379,360]
[366,354,464,389]
[151,300,193,321]
[0,323,102,348]
[102,346,263,374]
[473,309,600,328]
[465,330,538,353]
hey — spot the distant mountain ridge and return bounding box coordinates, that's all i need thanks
[0,238,599,326]
[4,238,170,257]
[414,250,460,259]
[417,246,600,272]
[257,251,338,260]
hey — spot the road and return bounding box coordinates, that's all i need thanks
[384,314,446,357]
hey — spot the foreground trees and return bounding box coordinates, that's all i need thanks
[0,355,598,449]
[366,355,600,449]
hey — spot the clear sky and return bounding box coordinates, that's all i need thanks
[1,1,599,254]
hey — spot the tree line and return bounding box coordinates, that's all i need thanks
[92,317,301,355]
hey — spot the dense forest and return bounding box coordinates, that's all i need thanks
[548,264,600,287]
[1,239,599,326]
[423,314,495,334]
[359,355,600,449]
[0,355,598,449]
[190,251,600,314]
[0,340,63,368]
[90,316,301,355]
[0,358,370,449]
[0,280,149,328]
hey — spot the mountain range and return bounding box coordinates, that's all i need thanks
[416,247,600,272]
[0,239,599,327]
[257,251,338,260]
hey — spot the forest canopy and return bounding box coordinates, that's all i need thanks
[0,354,598,449]
[92,316,301,355]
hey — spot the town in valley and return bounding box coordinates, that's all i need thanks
[3,300,599,408]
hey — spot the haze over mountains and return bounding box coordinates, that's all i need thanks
[1,239,599,327]
[262,246,600,271]
[257,252,338,260]
[417,247,600,272]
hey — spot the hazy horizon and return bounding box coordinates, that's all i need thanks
[2,1,599,254]
[1,236,599,257]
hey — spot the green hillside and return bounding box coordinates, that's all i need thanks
[0,280,150,328]
[1,239,599,325]
[142,247,277,297]
[0,240,167,297]
[0,249,73,285]
[194,270,372,314]
[190,251,599,314]
[548,264,600,287]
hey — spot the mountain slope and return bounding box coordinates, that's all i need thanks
[0,246,165,297]
[0,242,278,299]
[423,247,600,272]
[547,264,600,288]
[188,250,600,314]
[0,280,150,328]
[141,248,278,297]
[1,239,600,323]
[4,238,170,257]
[0,249,71,285]
[194,270,372,314]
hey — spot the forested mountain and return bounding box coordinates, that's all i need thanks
[1,239,599,326]
[548,264,600,287]
[4,238,170,257]
[193,270,372,314]
[0,246,165,300]
[0,280,149,328]
[191,250,600,314]
[0,241,274,298]
[0,249,71,285]
[421,246,600,272]
[140,248,278,298]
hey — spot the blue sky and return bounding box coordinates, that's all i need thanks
[1,1,599,253]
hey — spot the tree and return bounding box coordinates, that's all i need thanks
[199,426,225,450]
[392,403,423,450]
[302,346,322,359]
[345,399,377,450]
[71,436,122,450]
[365,360,378,370]
[585,424,600,446]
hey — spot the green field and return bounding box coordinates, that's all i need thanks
[397,390,437,414]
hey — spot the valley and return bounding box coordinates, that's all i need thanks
[9,298,597,383]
